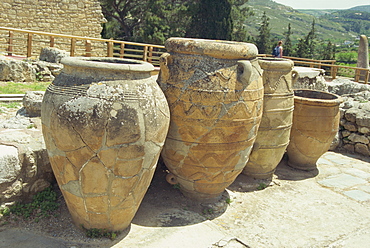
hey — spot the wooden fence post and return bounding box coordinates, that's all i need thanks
[50,36,55,47]
[120,43,125,58]
[7,31,13,56]
[27,33,32,57]
[148,46,153,63]
[107,39,113,57]
[143,46,148,61]
[85,40,91,57]
[332,67,337,79]
[70,38,76,57]
[355,69,361,82]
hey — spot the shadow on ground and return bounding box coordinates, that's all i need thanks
[131,161,229,228]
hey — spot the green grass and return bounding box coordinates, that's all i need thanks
[0,102,22,109]
[82,226,120,240]
[0,81,50,94]
[337,63,357,78]
[4,186,59,220]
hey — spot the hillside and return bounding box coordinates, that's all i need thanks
[350,5,370,12]
[320,7,370,35]
[244,0,362,44]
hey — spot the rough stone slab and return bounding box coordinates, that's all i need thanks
[348,133,369,144]
[328,226,370,248]
[318,174,367,189]
[322,153,353,165]
[293,66,324,78]
[112,222,240,248]
[344,168,370,179]
[214,169,370,248]
[343,190,370,201]
[0,145,20,184]
[0,228,75,248]
[359,185,370,193]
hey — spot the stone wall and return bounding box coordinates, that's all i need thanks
[328,80,370,157]
[0,0,105,36]
[0,0,106,55]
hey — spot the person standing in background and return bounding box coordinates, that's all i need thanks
[273,41,283,58]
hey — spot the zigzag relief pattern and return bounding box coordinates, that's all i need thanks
[161,81,264,105]
[171,156,246,185]
[183,150,244,169]
[168,100,262,121]
[263,73,292,94]
[171,101,223,119]
[173,120,258,143]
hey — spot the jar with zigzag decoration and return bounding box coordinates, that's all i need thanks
[157,38,263,202]
[41,57,170,231]
[243,58,297,179]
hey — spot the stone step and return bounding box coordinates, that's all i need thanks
[0,94,24,102]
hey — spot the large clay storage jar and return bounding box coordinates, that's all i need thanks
[158,38,263,202]
[41,57,170,231]
[286,89,342,171]
[243,58,296,179]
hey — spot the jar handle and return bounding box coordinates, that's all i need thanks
[159,53,171,82]
[237,60,252,86]
[292,69,299,83]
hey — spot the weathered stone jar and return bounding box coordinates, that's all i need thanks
[41,57,170,231]
[158,38,263,202]
[243,58,296,179]
[287,89,342,170]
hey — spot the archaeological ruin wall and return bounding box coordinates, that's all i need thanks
[0,0,106,56]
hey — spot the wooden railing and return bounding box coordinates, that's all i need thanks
[0,26,368,83]
[260,54,369,84]
[0,27,166,66]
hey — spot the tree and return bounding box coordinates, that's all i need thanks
[186,0,233,40]
[295,19,316,58]
[134,0,192,44]
[321,41,336,60]
[305,20,316,58]
[99,0,150,41]
[295,37,308,58]
[230,0,254,41]
[255,12,271,54]
[283,23,293,56]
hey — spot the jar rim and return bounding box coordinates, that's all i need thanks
[164,37,258,60]
[60,57,154,72]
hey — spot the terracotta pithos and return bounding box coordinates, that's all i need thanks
[287,89,342,171]
[243,58,296,179]
[158,38,263,202]
[41,57,170,231]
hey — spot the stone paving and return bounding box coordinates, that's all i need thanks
[1,151,370,248]
[316,152,370,202]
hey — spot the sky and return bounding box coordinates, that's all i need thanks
[273,0,370,9]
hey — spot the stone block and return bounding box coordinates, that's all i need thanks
[342,122,358,132]
[356,113,370,127]
[318,173,367,189]
[22,91,44,117]
[344,190,370,202]
[0,145,21,184]
[358,126,370,134]
[355,143,370,156]
[343,144,355,153]
[348,133,369,144]
[341,130,351,137]
[0,56,36,82]
[0,129,54,205]
[39,47,69,63]
[344,109,357,122]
